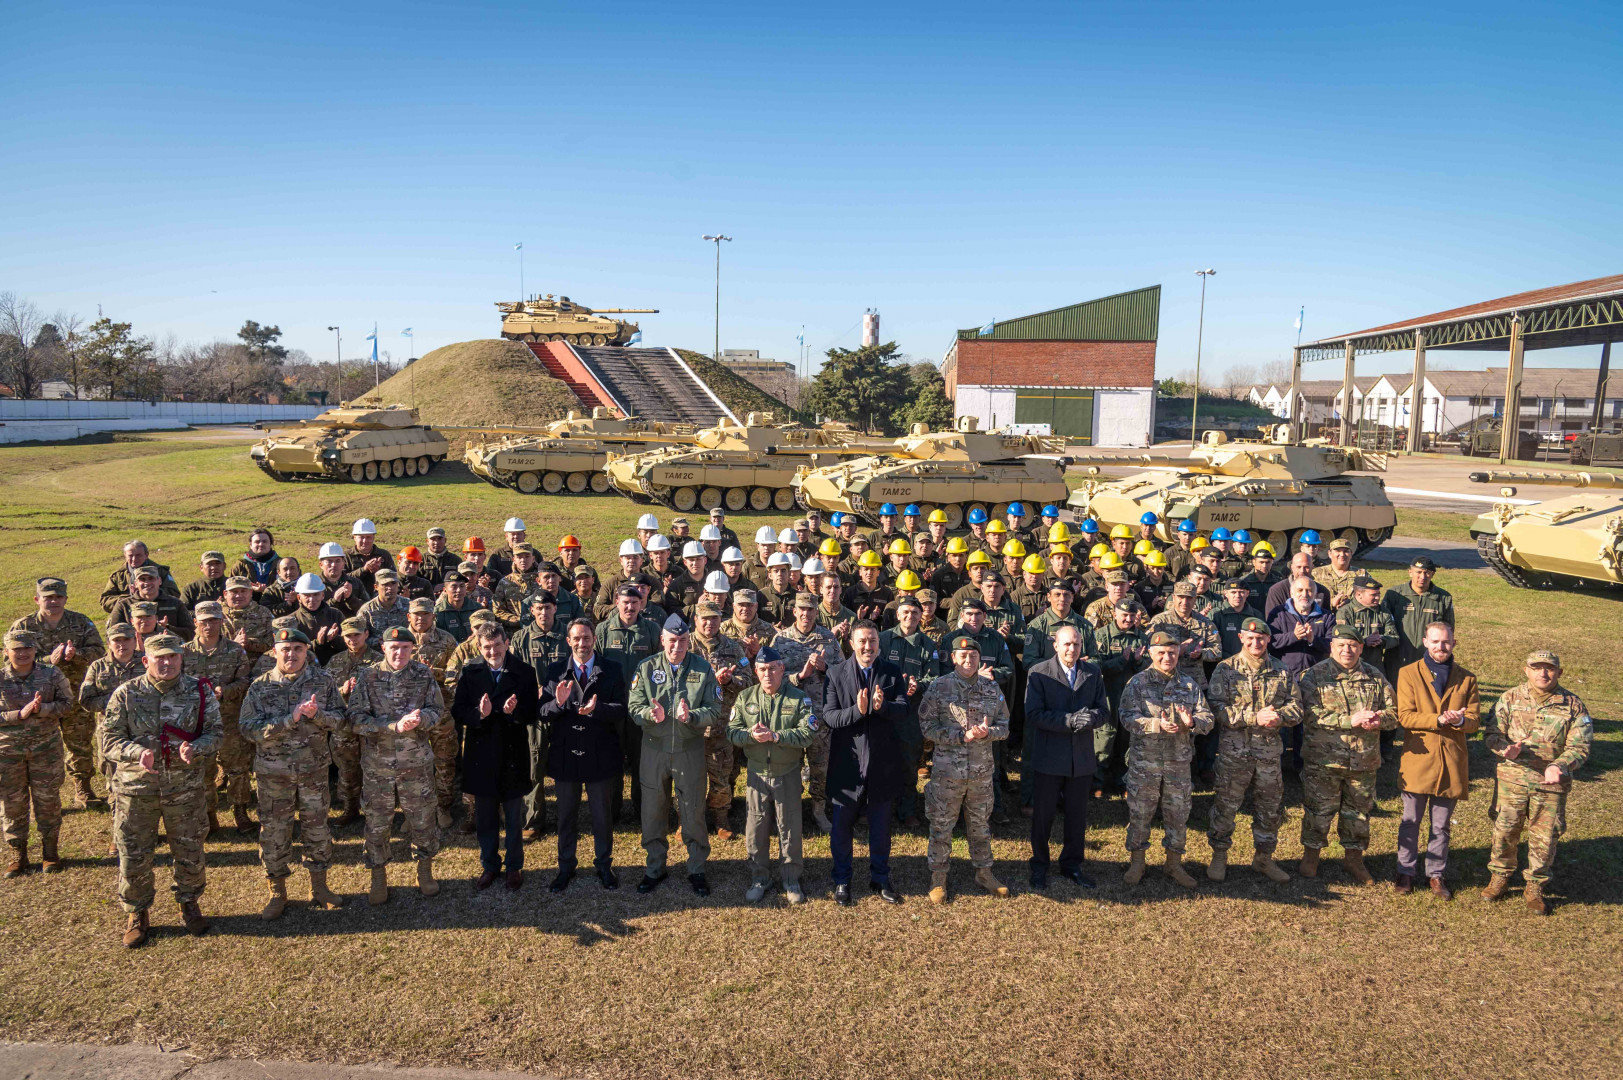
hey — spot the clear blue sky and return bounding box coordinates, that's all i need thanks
[4,2,1619,382]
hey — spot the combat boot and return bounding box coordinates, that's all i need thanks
[1162,854,1196,889]
[1252,851,1290,883]
[333,800,361,828]
[1299,848,1320,879]
[1342,850,1373,886]
[1206,849,1228,882]
[812,802,833,834]
[975,868,1010,897]
[233,804,255,835]
[417,858,439,897]
[1481,872,1512,901]
[436,806,453,829]
[75,777,105,810]
[179,900,210,936]
[40,835,61,874]
[121,910,149,948]
[261,878,287,920]
[308,868,344,909]
[928,872,949,905]
[1525,881,1549,916]
[4,840,28,878]
[369,866,389,906]
[1123,850,1146,885]
[207,808,221,836]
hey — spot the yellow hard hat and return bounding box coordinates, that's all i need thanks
[857,550,883,568]
[1088,543,1109,560]
[1022,554,1049,575]
[1048,544,1072,558]
[887,538,913,555]
[1190,537,1210,551]
[927,509,949,524]
[1047,523,1071,544]
[1252,542,1276,557]
[1109,524,1133,540]
[985,520,1007,534]
[896,570,922,591]
[819,538,842,557]
[966,550,992,567]
[1144,550,1168,568]
[945,536,969,554]
[1004,539,1027,558]
[1133,539,1156,556]
[1100,553,1124,570]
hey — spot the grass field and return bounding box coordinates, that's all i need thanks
[0,435,1619,1080]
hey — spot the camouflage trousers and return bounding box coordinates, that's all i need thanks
[427,724,459,811]
[58,707,96,785]
[216,720,255,807]
[361,761,439,867]
[0,728,65,845]
[1125,758,1192,853]
[704,730,742,814]
[1207,752,1284,854]
[925,772,994,872]
[802,726,831,808]
[257,770,332,877]
[329,732,363,810]
[1300,764,1375,853]
[1489,783,1567,885]
[115,785,208,912]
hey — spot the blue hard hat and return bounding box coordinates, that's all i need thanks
[904,504,921,516]
[1041,505,1060,518]
[1233,529,1252,543]
[967,507,988,525]
[1300,529,1322,545]
[1139,512,1159,526]
[879,503,897,515]
[1177,519,1196,534]
[1080,518,1099,533]
[1006,502,1025,517]
[831,512,844,526]
[1211,527,1233,541]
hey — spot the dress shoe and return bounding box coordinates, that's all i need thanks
[636,872,666,894]
[475,869,498,891]
[870,881,902,905]
[1394,873,1415,895]
[549,869,574,893]
[598,866,619,890]
[990,807,1011,826]
[834,883,854,907]
[900,814,922,829]
[522,828,540,842]
[504,870,523,891]
[1428,877,1452,901]
[1029,865,1048,889]
[1062,866,1096,889]
[715,826,736,841]
[688,873,710,897]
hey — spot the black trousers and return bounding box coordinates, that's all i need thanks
[475,795,525,874]
[556,778,616,871]
[1030,771,1090,871]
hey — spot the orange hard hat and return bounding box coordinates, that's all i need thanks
[398,546,423,563]
[558,535,581,550]
[463,536,486,553]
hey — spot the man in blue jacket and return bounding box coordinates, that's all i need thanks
[1023,624,1109,889]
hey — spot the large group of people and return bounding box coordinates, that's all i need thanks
[0,500,1593,947]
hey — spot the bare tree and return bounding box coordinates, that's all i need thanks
[0,291,50,398]
[1221,363,1259,399]
[1260,358,1291,385]
[50,310,86,398]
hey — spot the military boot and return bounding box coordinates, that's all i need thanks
[233,804,255,835]
[369,866,389,906]
[4,840,28,878]
[1481,872,1512,901]
[1252,850,1290,883]
[812,802,833,834]
[261,878,288,920]
[207,808,221,836]
[179,901,210,936]
[417,858,440,897]
[40,835,62,874]
[1299,848,1320,878]
[309,869,344,909]
[1206,849,1228,882]
[333,800,361,828]
[1525,881,1549,916]
[975,868,1010,897]
[75,777,105,810]
[928,872,949,905]
[1123,850,1146,885]
[122,910,150,948]
[436,806,453,829]
[1342,850,1373,885]
[1162,854,1196,889]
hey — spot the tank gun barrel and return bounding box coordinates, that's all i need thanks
[586,308,659,314]
[1469,470,1623,489]
[1066,452,1203,472]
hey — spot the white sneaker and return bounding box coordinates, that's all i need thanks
[745,882,769,902]
[783,883,805,904]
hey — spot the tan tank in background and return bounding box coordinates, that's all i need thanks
[463,408,699,494]
[1065,427,1397,556]
[604,413,891,513]
[1467,469,1623,588]
[792,416,1069,530]
[495,294,658,345]
[249,405,450,482]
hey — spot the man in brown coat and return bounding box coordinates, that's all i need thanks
[1393,621,1478,899]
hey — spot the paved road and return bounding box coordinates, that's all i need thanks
[0,1043,558,1080]
[1370,535,1486,571]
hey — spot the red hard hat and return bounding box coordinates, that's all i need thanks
[558,534,582,549]
[463,536,486,553]
[398,546,423,563]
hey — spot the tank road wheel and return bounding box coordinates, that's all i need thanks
[516,472,542,494]
[673,487,700,512]
[699,487,725,511]
[941,504,965,531]
[413,457,428,474]
[749,487,773,511]
[565,334,580,346]
[991,502,1010,524]
[391,459,406,478]
[404,457,418,477]
[773,487,796,511]
[541,472,565,494]
[915,503,937,524]
[566,472,589,493]
[349,464,366,482]
[590,472,611,493]
[593,334,608,346]
[364,461,379,481]
[725,487,750,512]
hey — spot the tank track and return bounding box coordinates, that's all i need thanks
[1475,534,1539,588]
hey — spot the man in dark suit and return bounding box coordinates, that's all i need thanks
[451,624,540,891]
[821,620,908,906]
[538,617,627,891]
[1023,624,1110,888]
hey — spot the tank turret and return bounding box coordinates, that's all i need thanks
[495,294,659,346]
[1467,469,1623,589]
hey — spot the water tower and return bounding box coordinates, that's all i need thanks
[862,308,880,347]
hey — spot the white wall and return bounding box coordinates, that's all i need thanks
[0,400,323,423]
[955,386,1017,429]
[0,418,190,444]
[1094,388,1153,447]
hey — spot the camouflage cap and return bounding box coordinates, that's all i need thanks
[917,588,938,603]
[1147,629,1181,647]
[132,565,162,580]
[224,576,253,590]
[373,569,399,584]
[1330,625,1364,642]
[201,550,226,563]
[948,633,981,653]
[468,610,498,626]
[573,565,596,578]
[4,629,41,650]
[514,543,538,556]
[1172,581,1196,597]
[733,589,758,606]
[1240,617,1269,635]
[381,626,415,644]
[695,599,723,618]
[143,633,184,656]
[1328,538,1354,552]
[1104,570,1129,585]
[35,577,67,597]
[193,601,225,621]
[273,627,310,645]
[793,593,818,610]
[426,527,446,539]
[671,517,689,527]
[1526,649,1561,668]
[1353,574,1382,591]
[407,598,434,614]
[793,518,809,529]
[340,617,368,635]
[130,601,158,617]
[106,621,136,640]
[457,560,479,574]
[912,531,933,544]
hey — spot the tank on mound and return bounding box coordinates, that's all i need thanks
[495,294,657,346]
[250,405,450,482]
[1467,469,1623,589]
[463,408,699,495]
[1065,427,1396,557]
[791,416,1069,530]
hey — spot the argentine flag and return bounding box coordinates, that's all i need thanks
[627,330,642,345]
[978,319,996,337]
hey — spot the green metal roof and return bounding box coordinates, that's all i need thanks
[957,284,1160,342]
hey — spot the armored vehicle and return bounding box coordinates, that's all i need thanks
[1456,420,1539,461]
[496,295,657,345]
[463,409,699,494]
[1567,430,1623,468]
[250,405,449,482]
[1065,428,1397,557]
[604,413,890,513]
[792,416,1068,530]
[1467,469,1623,588]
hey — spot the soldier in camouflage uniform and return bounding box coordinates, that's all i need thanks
[879,596,939,828]
[239,627,348,918]
[99,633,220,946]
[1334,575,1397,671]
[221,577,274,657]
[1297,626,1398,884]
[1083,572,1134,629]
[356,569,412,642]
[1310,537,1360,610]
[325,617,383,827]
[108,565,195,639]
[512,592,568,838]
[722,590,776,664]
[1117,629,1213,888]
[408,597,460,826]
[347,627,449,905]
[1482,650,1594,914]
[492,545,541,630]
[691,599,751,838]
[773,594,842,833]
[918,633,1010,902]
[79,622,145,852]
[1,630,76,876]
[182,602,254,834]
[1149,582,1222,686]
[99,540,179,612]
[1204,617,1302,883]
[10,577,105,808]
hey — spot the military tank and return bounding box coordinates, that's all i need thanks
[463,408,699,494]
[604,413,890,513]
[496,295,657,346]
[1466,469,1623,588]
[1567,430,1623,467]
[249,404,450,482]
[792,416,1068,530]
[1065,427,1397,557]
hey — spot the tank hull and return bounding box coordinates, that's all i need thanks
[1469,492,1623,588]
[794,455,1068,531]
[250,424,450,483]
[605,445,867,513]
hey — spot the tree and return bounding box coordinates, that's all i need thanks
[81,317,159,400]
[895,363,956,431]
[0,291,54,398]
[804,341,912,434]
[1157,376,1194,396]
[161,340,287,402]
[237,320,288,363]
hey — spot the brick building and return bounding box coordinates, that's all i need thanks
[940,285,1159,446]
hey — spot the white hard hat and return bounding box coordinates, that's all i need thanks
[352,518,376,535]
[294,572,326,595]
[683,541,706,559]
[755,526,778,544]
[767,552,792,568]
[803,557,826,576]
[618,539,645,557]
[788,553,803,571]
[503,517,526,533]
[721,546,745,563]
[318,542,345,560]
[704,571,731,594]
[637,513,660,531]
[645,534,671,552]
[778,527,798,544]
[699,524,723,541]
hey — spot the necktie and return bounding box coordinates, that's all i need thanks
[1068,666,1077,691]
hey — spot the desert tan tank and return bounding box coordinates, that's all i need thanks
[603,413,891,513]
[1065,427,1397,556]
[249,404,450,482]
[792,416,1068,530]
[1467,469,1623,588]
[495,294,657,346]
[463,408,699,494]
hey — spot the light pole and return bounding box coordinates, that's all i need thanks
[514,242,524,301]
[702,234,731,360]
[1191,269,1216,445]
[326,325,341,404]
